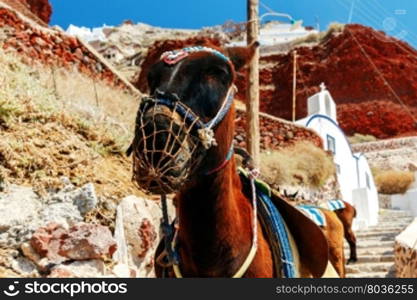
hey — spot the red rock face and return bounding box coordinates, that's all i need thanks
[246,24,417,139]
[30,222,117,262]
[138,24,417,139]
[1,8,127,89]
[24,0,52,24]
[3,0,52,24]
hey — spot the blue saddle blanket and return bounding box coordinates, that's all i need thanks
[325,199,346,211]
[238,168,296,277]
[296,205,326,227]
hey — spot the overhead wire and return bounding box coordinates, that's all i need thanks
[345,27,417,123]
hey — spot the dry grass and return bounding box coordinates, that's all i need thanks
[348,133,378,144]
[0,49,143,199]
[374,169,415,195]
[260,141,335,188]
[291,22,345,47]
[42,66,140,135]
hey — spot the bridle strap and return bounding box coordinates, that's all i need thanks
[205,85,237,129]
[204,144,234,176]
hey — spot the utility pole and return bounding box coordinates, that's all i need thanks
[246,0,260,168]
[292,50,297,122]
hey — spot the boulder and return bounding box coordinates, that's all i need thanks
[39,202,82,226]
[47,182,98,217]
[29,223,67,264]
[0,185,41,232]
[59,223,117,260]
[0,183,88,249]
[0,185,43,248]
[113,196,174,277]
[24,222,116,273]
[69,183,98,216]
[49,260,105,278]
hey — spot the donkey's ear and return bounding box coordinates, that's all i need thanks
[225,41,260,71]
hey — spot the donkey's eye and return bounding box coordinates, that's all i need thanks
[209,66,228,76]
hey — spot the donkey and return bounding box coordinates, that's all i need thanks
[282,191,346,276]
[130,42,341,277]
[334,201,357,264]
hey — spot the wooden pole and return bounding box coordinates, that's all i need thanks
[246,0,260,168]
[292,50,297,122]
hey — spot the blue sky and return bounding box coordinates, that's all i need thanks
[50,0,417,47]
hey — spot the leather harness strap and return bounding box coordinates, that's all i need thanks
[167,170,259,278]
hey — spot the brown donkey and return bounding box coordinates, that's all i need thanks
[334,201,357,264]
[320,210,346,277]
[130,42,337,277]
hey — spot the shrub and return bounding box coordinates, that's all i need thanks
[348,133,377,144]
[291,22,345,47]
[260,141,335,188]
[375,170,415,194]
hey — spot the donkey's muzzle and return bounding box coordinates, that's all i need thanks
[131,102,203,195]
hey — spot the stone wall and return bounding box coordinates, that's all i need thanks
[395,218,417,278]
[234,109,323,151]
[351,137,417,154]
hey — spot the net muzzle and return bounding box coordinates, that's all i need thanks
[131,86,236,195]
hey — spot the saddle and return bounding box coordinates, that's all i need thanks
[323,199,346,211]
[154,168,330,278]
[238,169,329,278]
[297,205,327,227]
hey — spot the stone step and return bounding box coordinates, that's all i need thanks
[344,240,394,249]
[355,229,405,235]
[379,209,413,216]
[347,271,395,278]
[378,214,413,221]
[378,217,414,223]
[352,253,395,263]
[353,235,398,243]
[377,220,414,225]
[344,247,394,256]
[345,262,394,274]
[356,226,408,233]
[355,232,398,239]
[368,219,412,225]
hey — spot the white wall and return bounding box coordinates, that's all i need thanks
[355,154,379,226]
[307,91,337,121]
[296,89,380,229]
[392,188,417,217]
[298,115,357,204]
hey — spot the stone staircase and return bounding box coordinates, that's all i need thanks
[345,209,414,278]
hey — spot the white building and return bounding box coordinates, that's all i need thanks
[297,84,379,229]
[391,180,417,217]
[66,24,110,42]
[229,22,318,47]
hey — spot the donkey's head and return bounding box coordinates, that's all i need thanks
[131,42,259,194]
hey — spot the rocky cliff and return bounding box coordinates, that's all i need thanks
[24,0,52,24]
[251,24,417,139]
[136,24,417,139]
[1,0,51,25]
